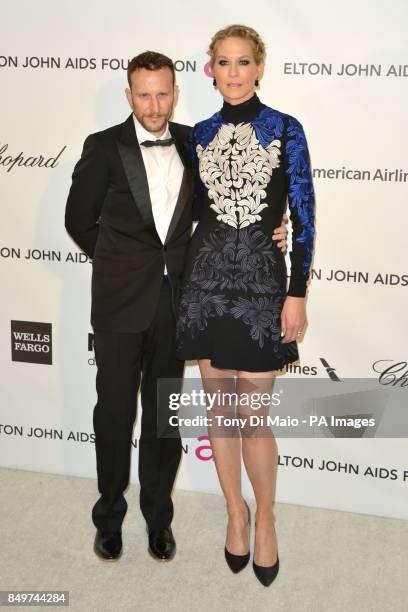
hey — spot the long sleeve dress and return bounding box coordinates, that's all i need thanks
[175,94,315,372]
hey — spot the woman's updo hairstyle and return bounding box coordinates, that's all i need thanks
[209,24,266,68]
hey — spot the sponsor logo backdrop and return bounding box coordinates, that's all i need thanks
[1,0,407,519]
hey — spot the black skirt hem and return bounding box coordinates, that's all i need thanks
[176,351,299,373]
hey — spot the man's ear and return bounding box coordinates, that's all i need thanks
[125,87,133,110]
[173,84,180,108]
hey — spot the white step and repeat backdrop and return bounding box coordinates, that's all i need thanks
[1,1,407,519]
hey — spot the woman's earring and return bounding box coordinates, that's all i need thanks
[213,78,217,88]
[255,78,259,88]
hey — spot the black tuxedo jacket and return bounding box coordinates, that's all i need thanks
[65,114,193,333]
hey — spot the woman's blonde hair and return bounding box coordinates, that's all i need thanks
[209,24,266,68]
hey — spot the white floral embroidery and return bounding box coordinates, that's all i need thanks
[197,122,281,228]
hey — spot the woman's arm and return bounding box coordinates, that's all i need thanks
[281,116,315,341]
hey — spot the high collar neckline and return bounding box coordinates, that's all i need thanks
[221,93,264,124]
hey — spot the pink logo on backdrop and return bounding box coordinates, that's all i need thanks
[195,436,213,461]
[204,50,213,77]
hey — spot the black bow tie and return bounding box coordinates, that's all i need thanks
[141,138,175,147]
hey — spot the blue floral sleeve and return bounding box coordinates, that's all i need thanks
[284,116,315,297]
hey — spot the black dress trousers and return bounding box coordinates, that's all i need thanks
[91,276,184,532]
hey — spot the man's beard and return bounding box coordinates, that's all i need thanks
[138,113,169,134]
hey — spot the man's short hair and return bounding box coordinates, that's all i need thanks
[127,51,175,87]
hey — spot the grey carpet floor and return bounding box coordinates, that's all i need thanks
[0,467,407,612]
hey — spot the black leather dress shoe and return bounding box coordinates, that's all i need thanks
[147,526,176,561]
[94,529,122,560]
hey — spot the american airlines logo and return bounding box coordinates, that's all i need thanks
[319,358,342,382]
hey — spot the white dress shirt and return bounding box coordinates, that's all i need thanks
[133,115,184,275]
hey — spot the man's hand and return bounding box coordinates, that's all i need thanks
[272,213,288,253]
[281,296,306,342]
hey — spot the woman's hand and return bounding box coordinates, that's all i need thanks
[272,213,288,253]
[281,296,306,342]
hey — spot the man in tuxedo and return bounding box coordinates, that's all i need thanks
[65,51,287,563]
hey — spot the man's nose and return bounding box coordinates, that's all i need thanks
[150,97,160,114]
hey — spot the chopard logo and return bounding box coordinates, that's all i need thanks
[0,143,66,173]
[372,360,408,387]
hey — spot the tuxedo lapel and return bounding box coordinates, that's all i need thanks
[116,114,155,227]
[164,169,190,244]
[164,123,193,244]
[171,124,190,169]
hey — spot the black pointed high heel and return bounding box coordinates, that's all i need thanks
[253,554,279,586]
[253,522,279,586]
[224,500,251,573]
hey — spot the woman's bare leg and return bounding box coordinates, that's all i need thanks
[236,371,278,567]
[198,359,249,555]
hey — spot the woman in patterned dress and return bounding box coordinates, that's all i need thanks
[176,25,315,586]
